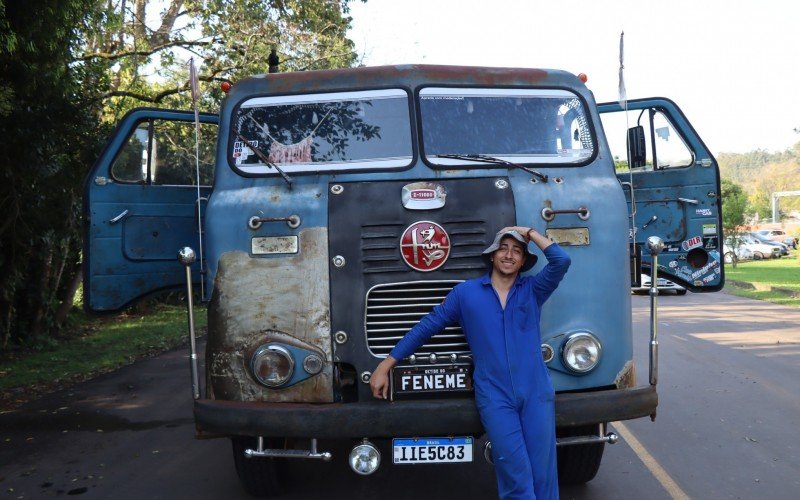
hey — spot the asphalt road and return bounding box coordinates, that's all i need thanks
[1,291,798,499]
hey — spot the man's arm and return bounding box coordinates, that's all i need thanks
[370,289,460,399]
[501,226,571,303]
[500,225,553,251]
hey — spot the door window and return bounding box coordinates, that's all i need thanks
[602,108,693,172]
[111,119,216,185]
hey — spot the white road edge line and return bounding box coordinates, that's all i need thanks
[612,421,690,500]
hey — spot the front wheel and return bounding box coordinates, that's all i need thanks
[675,289,687,296]
[557,426,605,484]
[231,436,285,497]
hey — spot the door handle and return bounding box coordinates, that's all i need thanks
[541,207,590,222]
[248,214,301,230]
[108,209,129,224]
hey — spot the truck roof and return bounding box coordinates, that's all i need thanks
[229,64,583,96]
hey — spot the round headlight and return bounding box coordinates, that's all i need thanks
[251,345,295,387]
[349,440,381,475]
[561,332,601,373]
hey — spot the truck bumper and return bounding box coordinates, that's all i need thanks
[194,386,657,439]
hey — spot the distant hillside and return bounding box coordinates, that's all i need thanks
[716,142,800,218]
[717,146,796,186]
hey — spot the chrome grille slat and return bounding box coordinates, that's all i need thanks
[369,295,448,302]
[365,280,470,358]
[367,303,441,310]
[371,287,454,293]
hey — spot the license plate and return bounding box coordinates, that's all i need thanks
[393,437,473,464]
[390,363,473,400]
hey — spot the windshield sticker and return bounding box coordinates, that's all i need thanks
[702,224,717,235]
[682,236,702,251]
[233,140,256,165]
[696,208,713,216]
[703,236,718,249]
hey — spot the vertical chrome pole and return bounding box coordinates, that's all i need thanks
[645,236,664,386]
[178,247,201,400]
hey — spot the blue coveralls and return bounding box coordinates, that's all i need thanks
[390,244,571,499]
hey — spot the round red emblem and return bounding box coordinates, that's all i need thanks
[400,221,451,272]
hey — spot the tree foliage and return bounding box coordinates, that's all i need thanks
[718,141,800,221]
[0,0,360,348]
[721,179,748,239]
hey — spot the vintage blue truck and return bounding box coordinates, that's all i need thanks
[84,64,723,495]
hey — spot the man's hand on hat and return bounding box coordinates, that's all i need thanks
[500,226,536,241]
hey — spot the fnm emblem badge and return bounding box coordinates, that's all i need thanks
[400,221,451,272]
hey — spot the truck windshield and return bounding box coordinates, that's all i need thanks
[420,88,594,167]
[231,89,413,175]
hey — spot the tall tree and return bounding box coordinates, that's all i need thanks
[81,0,359,121]
[0,0,361,348]
[0,0,106,346]
[720,179,749,267]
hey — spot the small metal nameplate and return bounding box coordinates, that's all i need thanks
[545,228,589,246]
[402,182,446,210]
[251,236,298,255]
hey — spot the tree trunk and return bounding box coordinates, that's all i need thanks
[28,249,54,341]
[55,267,83,327]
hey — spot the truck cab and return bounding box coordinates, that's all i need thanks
[84,64,723,495]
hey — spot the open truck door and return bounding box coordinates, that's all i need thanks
[83,109,218,311]
[598,98,724,291]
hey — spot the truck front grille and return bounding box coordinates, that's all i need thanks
[361,219,489,274]
[365,280,470,358]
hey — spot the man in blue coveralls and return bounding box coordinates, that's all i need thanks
[370,226,571,499]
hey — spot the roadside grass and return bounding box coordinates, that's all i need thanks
[725,253,800,307]
[0,304,205,409]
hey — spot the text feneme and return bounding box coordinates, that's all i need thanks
[400,373,467,391]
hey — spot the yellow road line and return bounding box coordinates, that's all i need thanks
[612,421,690,500]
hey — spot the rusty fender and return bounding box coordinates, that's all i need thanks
[206,228,333,403]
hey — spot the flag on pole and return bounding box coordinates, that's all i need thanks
[188,57,205,300]
[188,57,200,130]
[618,31,627,108]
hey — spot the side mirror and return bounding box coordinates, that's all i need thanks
[628,125,646,168]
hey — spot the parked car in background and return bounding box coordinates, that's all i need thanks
[632,273,687,295]
[756,229,797,249]
[723,242,753,264]
[748,232,789,256]
[729,234,782,259]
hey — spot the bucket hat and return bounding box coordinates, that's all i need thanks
[482,230,538,273]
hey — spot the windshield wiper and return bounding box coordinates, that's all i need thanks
[236,134,293,190]
[434,154,548,183]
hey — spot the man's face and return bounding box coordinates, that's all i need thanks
[491,236,527,277]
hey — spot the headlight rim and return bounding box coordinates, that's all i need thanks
[251,343,296,388]
[560,331,602,374]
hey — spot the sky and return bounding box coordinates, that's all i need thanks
[347,0,800,156]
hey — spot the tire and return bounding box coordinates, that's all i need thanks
[676,289,687,296]
[231,436,285,497]
[753,251,764,260]
[557,426,605,484]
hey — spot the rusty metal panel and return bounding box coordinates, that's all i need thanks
[207,228,333,403]
[546,227,590,246]
[251,235,298,255]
